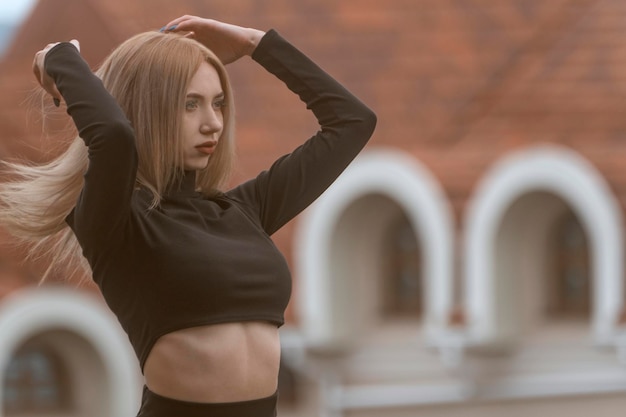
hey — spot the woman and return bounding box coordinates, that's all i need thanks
[8,16,376,416]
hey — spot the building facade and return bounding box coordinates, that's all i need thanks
[1,0,626,416]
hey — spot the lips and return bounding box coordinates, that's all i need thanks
[195,141,217,155]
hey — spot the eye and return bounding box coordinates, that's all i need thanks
[185,99,199,111]
[212,99,226,111]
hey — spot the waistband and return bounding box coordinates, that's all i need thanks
[137,386,278,417]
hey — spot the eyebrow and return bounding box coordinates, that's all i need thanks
[186,92,225,100]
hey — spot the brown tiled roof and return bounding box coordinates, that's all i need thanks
[430,0,626,214]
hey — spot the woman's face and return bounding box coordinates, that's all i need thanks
[181,62,225,171]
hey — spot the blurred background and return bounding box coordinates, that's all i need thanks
[1,0,626,416]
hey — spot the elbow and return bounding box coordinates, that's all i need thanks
[82,119,137,164]
[102,120,135,146]
[362,106,377,137]
[356,105,377,142]
[86,119,136,151]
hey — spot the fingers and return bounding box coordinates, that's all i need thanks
[160,15,209,33]
[160,15,193,32]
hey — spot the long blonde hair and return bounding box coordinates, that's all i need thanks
[0,31,236,281]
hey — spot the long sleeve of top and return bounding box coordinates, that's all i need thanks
[45,43,138,263]
[44,31,376,371]
[227,30,377,234]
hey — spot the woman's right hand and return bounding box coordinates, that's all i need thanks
[32,39,80,105]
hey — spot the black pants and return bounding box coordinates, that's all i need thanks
[137,386,278,417]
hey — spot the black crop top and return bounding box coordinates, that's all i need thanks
[45,30,376,371]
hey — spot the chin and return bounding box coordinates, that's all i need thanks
[184,159,210,171]
[185,165,208,172]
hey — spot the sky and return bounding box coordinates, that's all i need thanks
[0,0,37,54]
[0,0,38,24]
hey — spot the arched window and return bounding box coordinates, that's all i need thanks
[296,150,454,349]
[0,289,141,417]
[382,213,422,318]
[464,145,623,346]
[547,210,590,319]
[3,343,71,415]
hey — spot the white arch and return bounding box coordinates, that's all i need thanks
[464,144,624,346]
[295,147,455,349]
[0,287,141,417]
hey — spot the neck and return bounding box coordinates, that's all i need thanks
[165,170,197,196]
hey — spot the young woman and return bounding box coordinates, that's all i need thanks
[7,16,376,416]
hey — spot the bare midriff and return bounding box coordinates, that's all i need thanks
[143,321,281,403]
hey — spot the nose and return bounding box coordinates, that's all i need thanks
[200,108,223,135]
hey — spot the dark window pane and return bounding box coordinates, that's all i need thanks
[548,211,590,318]
[383,214,422,318]
[3,344,71,414]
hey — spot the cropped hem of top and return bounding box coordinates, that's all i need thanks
[45,29,376,372]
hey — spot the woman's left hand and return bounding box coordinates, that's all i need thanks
[32,39,81,106]
[161,16,265,64]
